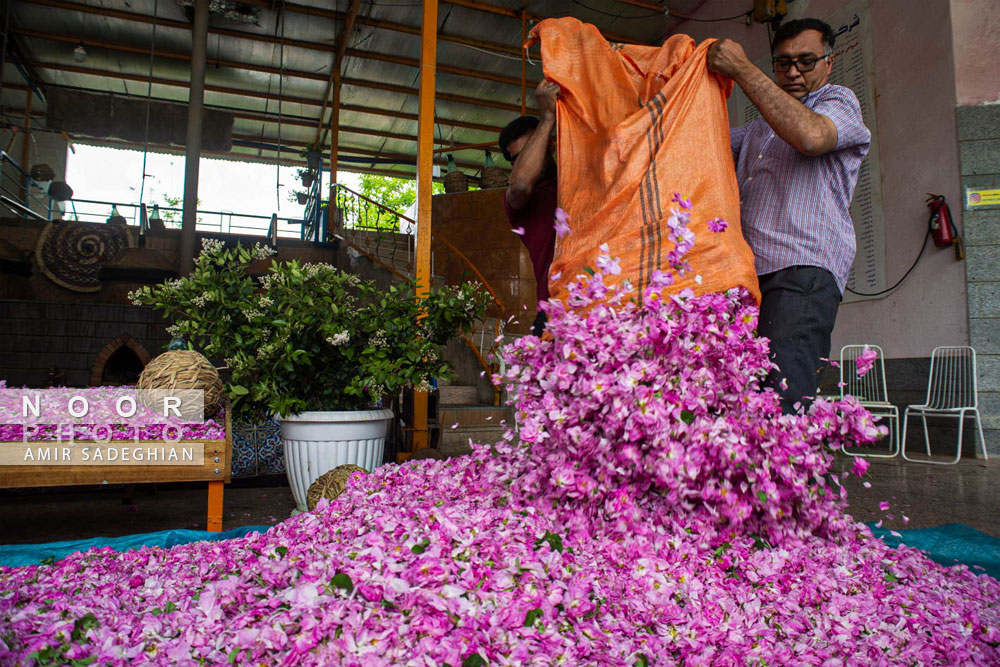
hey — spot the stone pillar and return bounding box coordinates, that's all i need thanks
[956,104,1000,455]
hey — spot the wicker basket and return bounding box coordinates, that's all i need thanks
[443,170,468,193]
[479,165,508,189]
[137,349,224,419]
[30,163,56,182]
[47,181,74,202]
[306,464,367,511]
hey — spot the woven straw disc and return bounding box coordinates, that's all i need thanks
[137,349,224,419]
[307,464,367,511]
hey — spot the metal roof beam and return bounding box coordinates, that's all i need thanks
[81,135,434,182]
[17,28,535,99]
[21,0,525,59]
[19,61,507,135]
[23,56,525,115]
[229,133,491,173]
[442,0,641,45]
[0,91,495,152]
[316,0,361,145]
[16,28,536,96]
[240,0,526,56]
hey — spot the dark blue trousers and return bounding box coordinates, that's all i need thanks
[756,266,842,414]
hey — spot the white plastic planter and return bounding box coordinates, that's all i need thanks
[279,409,393,512]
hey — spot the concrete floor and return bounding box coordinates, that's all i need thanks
[1,456,997,547]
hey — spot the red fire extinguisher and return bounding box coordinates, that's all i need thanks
[926,194,964,259]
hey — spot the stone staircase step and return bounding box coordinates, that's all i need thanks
[438,384,480,405]
[439,405,511,428]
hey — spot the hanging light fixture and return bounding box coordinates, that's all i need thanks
[72,42,87,62]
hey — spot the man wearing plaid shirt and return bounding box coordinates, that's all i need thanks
[708,18,871,413]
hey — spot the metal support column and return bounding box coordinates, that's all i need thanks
[408,0,438,458]
[180,0,209,276]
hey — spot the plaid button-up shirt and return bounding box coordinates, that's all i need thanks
[731,83,871,294]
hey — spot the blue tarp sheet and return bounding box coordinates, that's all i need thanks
[0,525,272,568]
[867,522,1000,580]
[2,523,998,579]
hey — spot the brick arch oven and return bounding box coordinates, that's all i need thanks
[90,334,153,386]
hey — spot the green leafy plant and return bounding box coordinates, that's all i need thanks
[297,168,315,188]
[300,142,324,159]
[131,240,489,420]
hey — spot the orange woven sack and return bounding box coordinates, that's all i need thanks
[530,18,760,304]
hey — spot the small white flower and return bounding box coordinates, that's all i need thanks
[326,331,350,346]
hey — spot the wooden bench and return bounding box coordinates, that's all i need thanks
[0,410,232,532]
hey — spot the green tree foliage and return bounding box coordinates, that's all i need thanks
[356,173,446,216]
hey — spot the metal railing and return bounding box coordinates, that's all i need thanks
[329,183,509,404]
[65,199,306,239]
[0,150,54,219]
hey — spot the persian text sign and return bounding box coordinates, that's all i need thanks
[0,442,205,466]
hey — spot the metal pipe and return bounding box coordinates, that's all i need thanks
[431,141,497,154]
[230,135,494,172]
[316,0,361,139]
[180,0,209,276]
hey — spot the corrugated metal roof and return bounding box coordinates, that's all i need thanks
[0,0,706,179]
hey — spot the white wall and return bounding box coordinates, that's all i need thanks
[674,0,969,359]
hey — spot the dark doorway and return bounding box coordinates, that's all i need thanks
[101,346,144,386]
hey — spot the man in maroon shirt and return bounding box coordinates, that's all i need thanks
[499,80,560,337]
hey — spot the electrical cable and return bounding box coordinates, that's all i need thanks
[275,0,285,212]
[845,230,930,297]
[669,9,751,23]
[137,0,159,206]
[454,41,525,62]
[567,0,661,20]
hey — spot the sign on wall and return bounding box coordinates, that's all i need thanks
[966,187,1000,208]
[731,0,887,302]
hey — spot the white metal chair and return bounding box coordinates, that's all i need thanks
[901,346,988,465]
[839,344,899,458]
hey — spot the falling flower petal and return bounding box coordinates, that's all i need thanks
[856,345,878,377]
[553,208,571,238]
[707,217,728,233]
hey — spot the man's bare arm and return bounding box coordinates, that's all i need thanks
[707,39,837,156]
[506,80,558,211]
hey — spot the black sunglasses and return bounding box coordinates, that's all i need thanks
[772,51,831,73]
